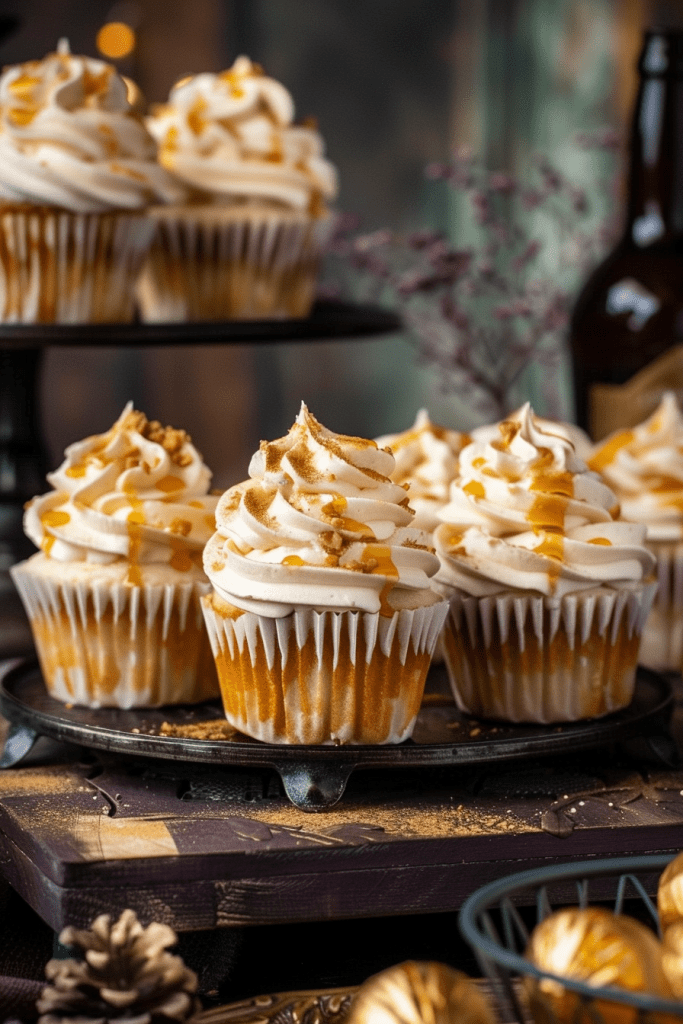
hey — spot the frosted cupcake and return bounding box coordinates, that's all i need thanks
[11,404,219,708]
[375,410,471,534]
[589,392,683,672]
[434,403,656,723]
[0,40,185,323]
[201,403,448,745]
[138,56,338,321]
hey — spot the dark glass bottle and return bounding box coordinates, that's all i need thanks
[570,30,683,440]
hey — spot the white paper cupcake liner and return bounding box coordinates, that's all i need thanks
[441,583,657,724]
[201,595,448,745]
[136,206,331,321]
[11,560,218,708]
[639,541,683,672]
[0,208,155,323]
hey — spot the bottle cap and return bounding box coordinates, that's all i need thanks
[640,31,683,77]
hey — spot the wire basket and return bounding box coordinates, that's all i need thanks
[458,854,683,1023]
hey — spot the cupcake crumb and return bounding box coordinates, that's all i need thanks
[158,720,238,740]
[121,408,193,466]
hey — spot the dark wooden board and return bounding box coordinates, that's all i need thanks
[0,734,683,933]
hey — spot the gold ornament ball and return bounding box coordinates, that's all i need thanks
[346,960,496,1024]
[524,907,676,1024]
[659,852,683,933]
[662,920,683,999]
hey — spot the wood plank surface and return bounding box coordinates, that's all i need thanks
[0,725,682,932]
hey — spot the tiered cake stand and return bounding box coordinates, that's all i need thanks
[0,304,676,810]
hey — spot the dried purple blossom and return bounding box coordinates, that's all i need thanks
[324,138,620,421]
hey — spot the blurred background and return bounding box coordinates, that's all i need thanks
[0,0,680,489]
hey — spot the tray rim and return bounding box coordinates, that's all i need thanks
[0,657,674,771]
[0,299,402,348]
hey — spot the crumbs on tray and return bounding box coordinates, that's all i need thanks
[158,720,238,741]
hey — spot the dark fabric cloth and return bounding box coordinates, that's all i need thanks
[0,975,42,1022]
[0,887,53,1024]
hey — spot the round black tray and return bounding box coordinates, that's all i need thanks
[0,299,401,348]
[0,659,673,811]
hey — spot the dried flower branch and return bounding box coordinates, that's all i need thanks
[325,138,620,422]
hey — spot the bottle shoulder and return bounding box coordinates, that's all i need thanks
[576,237,683,295]
[572,237,683,332]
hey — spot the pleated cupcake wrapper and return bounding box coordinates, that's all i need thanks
[11,562,218,709]
[442,583,657,725]
[137,210,331,321]
[640,541,683,671]
[0,209,155,323]
[202,599,449,745]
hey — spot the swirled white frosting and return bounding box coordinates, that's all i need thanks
[146,55,338,212]
[434,403,653,598]
[0,40,186,213]
[471,406,593,462]
[204,403,442,617]
[589,391,683,542]
[375,409,470,533]
[24,403,218,583]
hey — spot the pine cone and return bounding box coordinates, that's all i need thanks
[36,909,200,1024]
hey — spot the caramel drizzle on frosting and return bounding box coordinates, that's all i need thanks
[467,414,584,589]
[589,429,635,474]
[321,495,375,538]
[40,507,70,555]
[527,447,575,586]
[360,544,399,615]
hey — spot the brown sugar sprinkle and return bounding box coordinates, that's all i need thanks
[321,530,344,552]
[169,518,192,536]
[286,442,323,484]
[261,436,291,474]
[243,486,277,527]
[303,408,393,482]
[403,538,433,553]
[158,720,238,740]
[121,409,194,467]
[220,488,243,514]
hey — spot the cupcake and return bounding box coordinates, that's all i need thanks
[434,403,656,723]
[138,56,338,322]
[375,410,471,534]
[0,40,185,323]
[10,404,219,708]
[589,392,683,672]
[201,403,448,745]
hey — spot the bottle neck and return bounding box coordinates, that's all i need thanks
[626,33,683,243]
